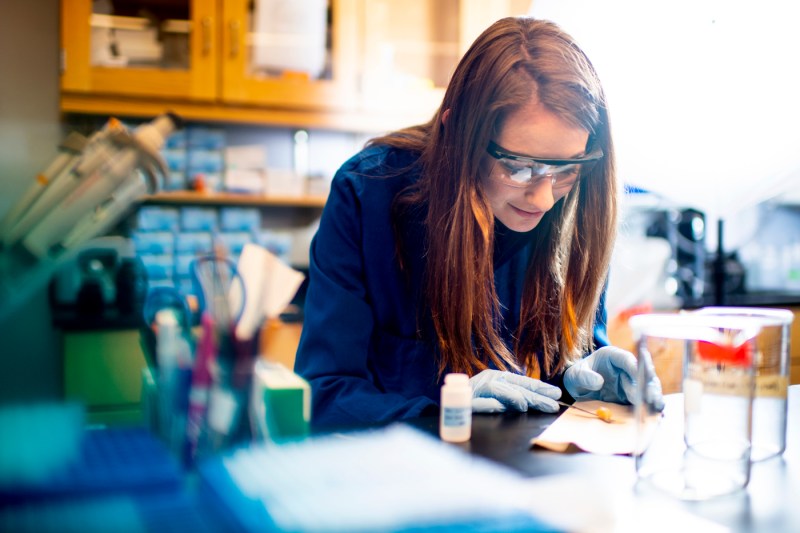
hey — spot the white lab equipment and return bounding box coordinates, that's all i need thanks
[0,113,182,322]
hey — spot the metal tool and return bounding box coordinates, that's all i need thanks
[557,400,613,423]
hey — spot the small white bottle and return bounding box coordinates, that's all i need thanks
[439,373,472,442]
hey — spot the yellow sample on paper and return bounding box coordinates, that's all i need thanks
[531,400,641,455]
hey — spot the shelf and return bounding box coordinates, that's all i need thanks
[143,191,327,208]
[61,93,430,134]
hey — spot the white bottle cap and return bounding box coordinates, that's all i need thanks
[444,373,469,385]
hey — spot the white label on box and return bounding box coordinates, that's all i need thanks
[225,145,267,169]
[225,168,266,193]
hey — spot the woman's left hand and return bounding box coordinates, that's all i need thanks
[564,346,654,405]
[470,369,562,413]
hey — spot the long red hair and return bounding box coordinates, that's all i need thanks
[371,17,617,378]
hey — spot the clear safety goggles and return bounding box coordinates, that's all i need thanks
[486,140,604,190]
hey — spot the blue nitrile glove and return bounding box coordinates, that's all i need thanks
[564,346,663,410]
[639,352,666,412]
[469,369,561,414]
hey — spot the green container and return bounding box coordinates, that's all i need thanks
[253,361,310,441]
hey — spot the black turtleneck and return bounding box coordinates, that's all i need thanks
[493,219,535,269]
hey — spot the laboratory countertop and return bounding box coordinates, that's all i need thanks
[408,385,800,533]
[4,388,796,532]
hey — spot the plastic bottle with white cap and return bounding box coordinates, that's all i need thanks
[439,373,472,442]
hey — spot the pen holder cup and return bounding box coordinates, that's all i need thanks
[199,335,262,456]
[690,307,793,461]
[630,313,763,501]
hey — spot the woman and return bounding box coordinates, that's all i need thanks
[294,17,659,428]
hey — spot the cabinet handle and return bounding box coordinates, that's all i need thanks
[229,20,241,59]
[201,17,212,56]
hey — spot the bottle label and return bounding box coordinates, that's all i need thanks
[756,375,789,399]
[442,406,470,427]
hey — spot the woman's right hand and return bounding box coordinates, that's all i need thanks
[469,369,561,413]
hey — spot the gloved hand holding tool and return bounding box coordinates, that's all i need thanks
[564,346,664,411]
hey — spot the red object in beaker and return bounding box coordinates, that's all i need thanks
[697,340,752,366]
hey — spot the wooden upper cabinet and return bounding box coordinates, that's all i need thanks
[59,0,532,130]
[353,0,530,120]
[219,0,359,112]
[60,0,218,101]
[357,0,458,116]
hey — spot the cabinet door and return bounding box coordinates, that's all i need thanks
[61,0,218,101]
[356,0,531,122]
[220,0,359,111]
[358,0,457,120]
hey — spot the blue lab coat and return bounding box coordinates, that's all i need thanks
[294,144,609,428]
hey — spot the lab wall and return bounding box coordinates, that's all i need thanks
[0,0,63,402]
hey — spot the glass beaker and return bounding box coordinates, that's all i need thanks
[629,313,761,500]
[692,307,793,461]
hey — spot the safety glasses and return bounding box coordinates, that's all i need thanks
[486,140,604,190]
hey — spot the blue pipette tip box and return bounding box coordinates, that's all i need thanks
[0,421,224,532]
[0,426,183,504]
